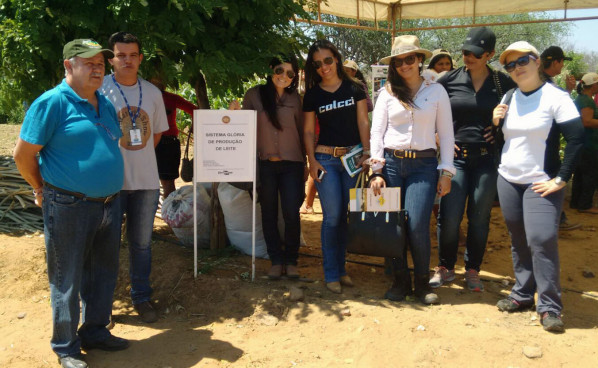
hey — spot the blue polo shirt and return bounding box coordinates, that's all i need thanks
[20,79,124,197]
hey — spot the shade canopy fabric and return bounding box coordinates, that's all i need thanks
[307,0,598,22]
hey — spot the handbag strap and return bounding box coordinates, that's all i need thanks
[183,126,192,159]
[492,69,504,101]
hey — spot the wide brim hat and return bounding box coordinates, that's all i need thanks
[379,35,432,65]
[499,41,540,65]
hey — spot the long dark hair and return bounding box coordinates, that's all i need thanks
[305,39,359,90]
[387,53,426,107]
[259,55,299,131]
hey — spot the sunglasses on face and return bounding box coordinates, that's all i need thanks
[462,50,483,59]
[313,56,335,69]
[504,54,537,73]
[274,66,296,79]
[392,55,417,67]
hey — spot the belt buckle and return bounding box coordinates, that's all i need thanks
[394,150,405,159]
[333,147,345,157]
[480,147,488,155]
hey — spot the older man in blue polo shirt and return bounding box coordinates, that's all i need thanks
[14,39,129,368]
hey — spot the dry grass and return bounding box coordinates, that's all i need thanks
[0,124,20,156]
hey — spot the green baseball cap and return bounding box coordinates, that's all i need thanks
[63,39,114,60]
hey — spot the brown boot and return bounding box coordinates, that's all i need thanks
[414,274,439,305]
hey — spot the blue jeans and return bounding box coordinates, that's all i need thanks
[120,189,160,305]
[42,187,121,358]
[259,160,305,265]
[437,154,497,272]
[497,175,564,314]
[383,152,438,276]
[314,153,358,282]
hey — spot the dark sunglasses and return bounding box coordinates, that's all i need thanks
[313,56,335,69]
[274,66,295,79]
[392,54,417,67]
[462,50,483,59]
[504,54,537,73]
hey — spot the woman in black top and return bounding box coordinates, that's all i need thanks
[433,27,516,292]
[303,40,370,294]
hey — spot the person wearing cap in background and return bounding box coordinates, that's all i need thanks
[540,45,581,230]
[432,27,516,293]
[343,59,374,112]
[541,46,576,93]
[493,41,584,333]
[570,72,598,214]
[423,48,455,82]
[100,32,169,324]
[13,39,129,368]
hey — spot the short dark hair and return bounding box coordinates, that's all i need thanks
[108,32,142,52]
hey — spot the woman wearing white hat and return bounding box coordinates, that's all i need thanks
[570,72,598,213]
[369,35,455,304]
[493,41,584,333]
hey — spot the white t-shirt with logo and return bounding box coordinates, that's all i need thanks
[101,75,168,190]
[498,82,579,184]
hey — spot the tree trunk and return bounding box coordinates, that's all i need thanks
[191,72,227,250]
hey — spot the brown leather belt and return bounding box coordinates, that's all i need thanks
[44,182,119,204]
[315,144,356,157]
[384,148,437,159]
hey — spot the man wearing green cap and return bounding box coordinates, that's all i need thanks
[13,39,129,368]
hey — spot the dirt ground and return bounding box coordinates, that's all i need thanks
[1,124,597,368]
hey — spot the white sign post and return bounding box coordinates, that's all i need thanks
[192,109,257,280]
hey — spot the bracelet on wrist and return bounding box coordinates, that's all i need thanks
[440,170,454,178]
[33,187,43,196]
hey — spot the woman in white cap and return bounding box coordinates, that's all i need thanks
[432,27,515,293]
[422,49,454,82]
[369,35,455,304]
[570,72,598,213]
[303,40,371,294]
[493,41,584,333]
[343,60,373,112]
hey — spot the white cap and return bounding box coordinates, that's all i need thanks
[499,41,539,65]
[581,72,598,86]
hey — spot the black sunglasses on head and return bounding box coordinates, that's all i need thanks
[504,54,537,73]
[392,54,417,67]
[274,66,296,79]
[462,50,484,59]
[313,56,334,69]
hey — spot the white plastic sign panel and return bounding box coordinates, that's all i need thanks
[194,109,257,182]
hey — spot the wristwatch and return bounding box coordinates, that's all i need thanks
[554,177,566,185]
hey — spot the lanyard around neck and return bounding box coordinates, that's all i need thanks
[112,74,142,128]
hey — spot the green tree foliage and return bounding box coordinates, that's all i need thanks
[0,0,310,121]
[313,13,571,72]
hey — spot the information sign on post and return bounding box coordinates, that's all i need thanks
[193,109,257,279]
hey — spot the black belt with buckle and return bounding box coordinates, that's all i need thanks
[455,142,492,159]
[44,182,119,204]
[384,148,437,159]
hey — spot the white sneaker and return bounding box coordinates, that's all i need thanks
[429,266,455,288]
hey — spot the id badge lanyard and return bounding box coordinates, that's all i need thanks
[112,74,143,145]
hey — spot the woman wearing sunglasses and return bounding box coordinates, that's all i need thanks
[231,55,305,279]
[493,41,584,333]
[432,27,516,292]
[369,35,455,304]
[303,39,370,294]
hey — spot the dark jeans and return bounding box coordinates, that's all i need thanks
[258,160,305,265]
[383,152,438,276]
[497,175,564,314]
[120,189,160,305]
[570,149,598,210]
[437,154,497,272]
[42,187,121,358]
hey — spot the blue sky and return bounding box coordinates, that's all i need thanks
[547,9,598,52]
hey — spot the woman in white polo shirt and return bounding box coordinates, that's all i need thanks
[492,41,584,333]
